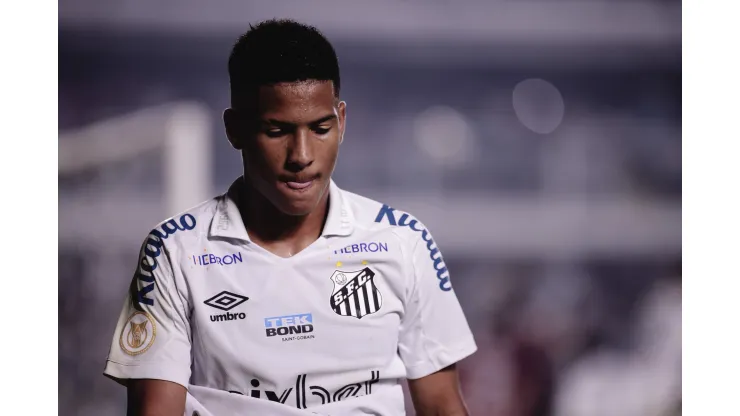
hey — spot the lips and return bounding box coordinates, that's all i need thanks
[285,181,313,190]
[280,176,317,192]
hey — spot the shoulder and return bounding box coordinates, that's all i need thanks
[339,187,432,247]
[339,187,451,290]
[142,196,220,251]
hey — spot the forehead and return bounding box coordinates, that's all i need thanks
[256,81,336,121]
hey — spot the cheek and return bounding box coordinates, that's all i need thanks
[328,144,341,169]
[326,146,339,166]
[320,135,341,161]
[243,143,284,174]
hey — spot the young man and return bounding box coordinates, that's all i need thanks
[104,19,477,416]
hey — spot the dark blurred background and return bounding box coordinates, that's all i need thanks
[58,1,681,415]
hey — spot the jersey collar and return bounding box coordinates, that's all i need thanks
[209,178,251,241]
[321,179,355,238]
[209,178,354,242]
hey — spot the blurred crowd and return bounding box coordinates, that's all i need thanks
[454,260,681,416]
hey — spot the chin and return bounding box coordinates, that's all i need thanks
[271,189,320,216]
[272,180,327,216]
[275,200,317,217]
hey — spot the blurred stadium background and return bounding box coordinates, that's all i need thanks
[58,1,681,415]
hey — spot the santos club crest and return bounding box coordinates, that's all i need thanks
[329,268,383,319]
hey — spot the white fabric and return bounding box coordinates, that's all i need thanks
[104,178,477,415]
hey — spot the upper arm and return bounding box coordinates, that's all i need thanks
[127,379,187,416]
[397,220,477,379]
[103,226,193,405]
[408,364,468,416]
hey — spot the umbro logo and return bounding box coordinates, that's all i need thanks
[204,291,249,311]
[204,291,249,322]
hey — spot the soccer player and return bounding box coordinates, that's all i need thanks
[104,19,477,416]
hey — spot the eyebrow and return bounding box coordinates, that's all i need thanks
[262,114,337,127]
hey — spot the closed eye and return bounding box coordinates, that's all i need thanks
[265,129,287,138]
[313,126,332,135]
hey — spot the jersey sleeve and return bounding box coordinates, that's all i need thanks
[397,224,477,380]
[103,232,192,388]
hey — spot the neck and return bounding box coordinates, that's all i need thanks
[236,178,330,244]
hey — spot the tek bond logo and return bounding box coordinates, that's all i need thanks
[264,313,315,341]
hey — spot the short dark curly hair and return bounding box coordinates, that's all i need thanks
[228,19,341,108]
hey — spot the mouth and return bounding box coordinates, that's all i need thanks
[280,177,317,193]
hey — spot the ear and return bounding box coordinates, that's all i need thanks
[223,108,244,150]
[337,101,347,145]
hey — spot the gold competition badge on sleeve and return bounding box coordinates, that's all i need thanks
[120,311,156,356]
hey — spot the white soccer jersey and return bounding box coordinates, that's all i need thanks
[104,179,477,416]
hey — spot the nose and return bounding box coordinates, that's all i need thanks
[285,128,313,173]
